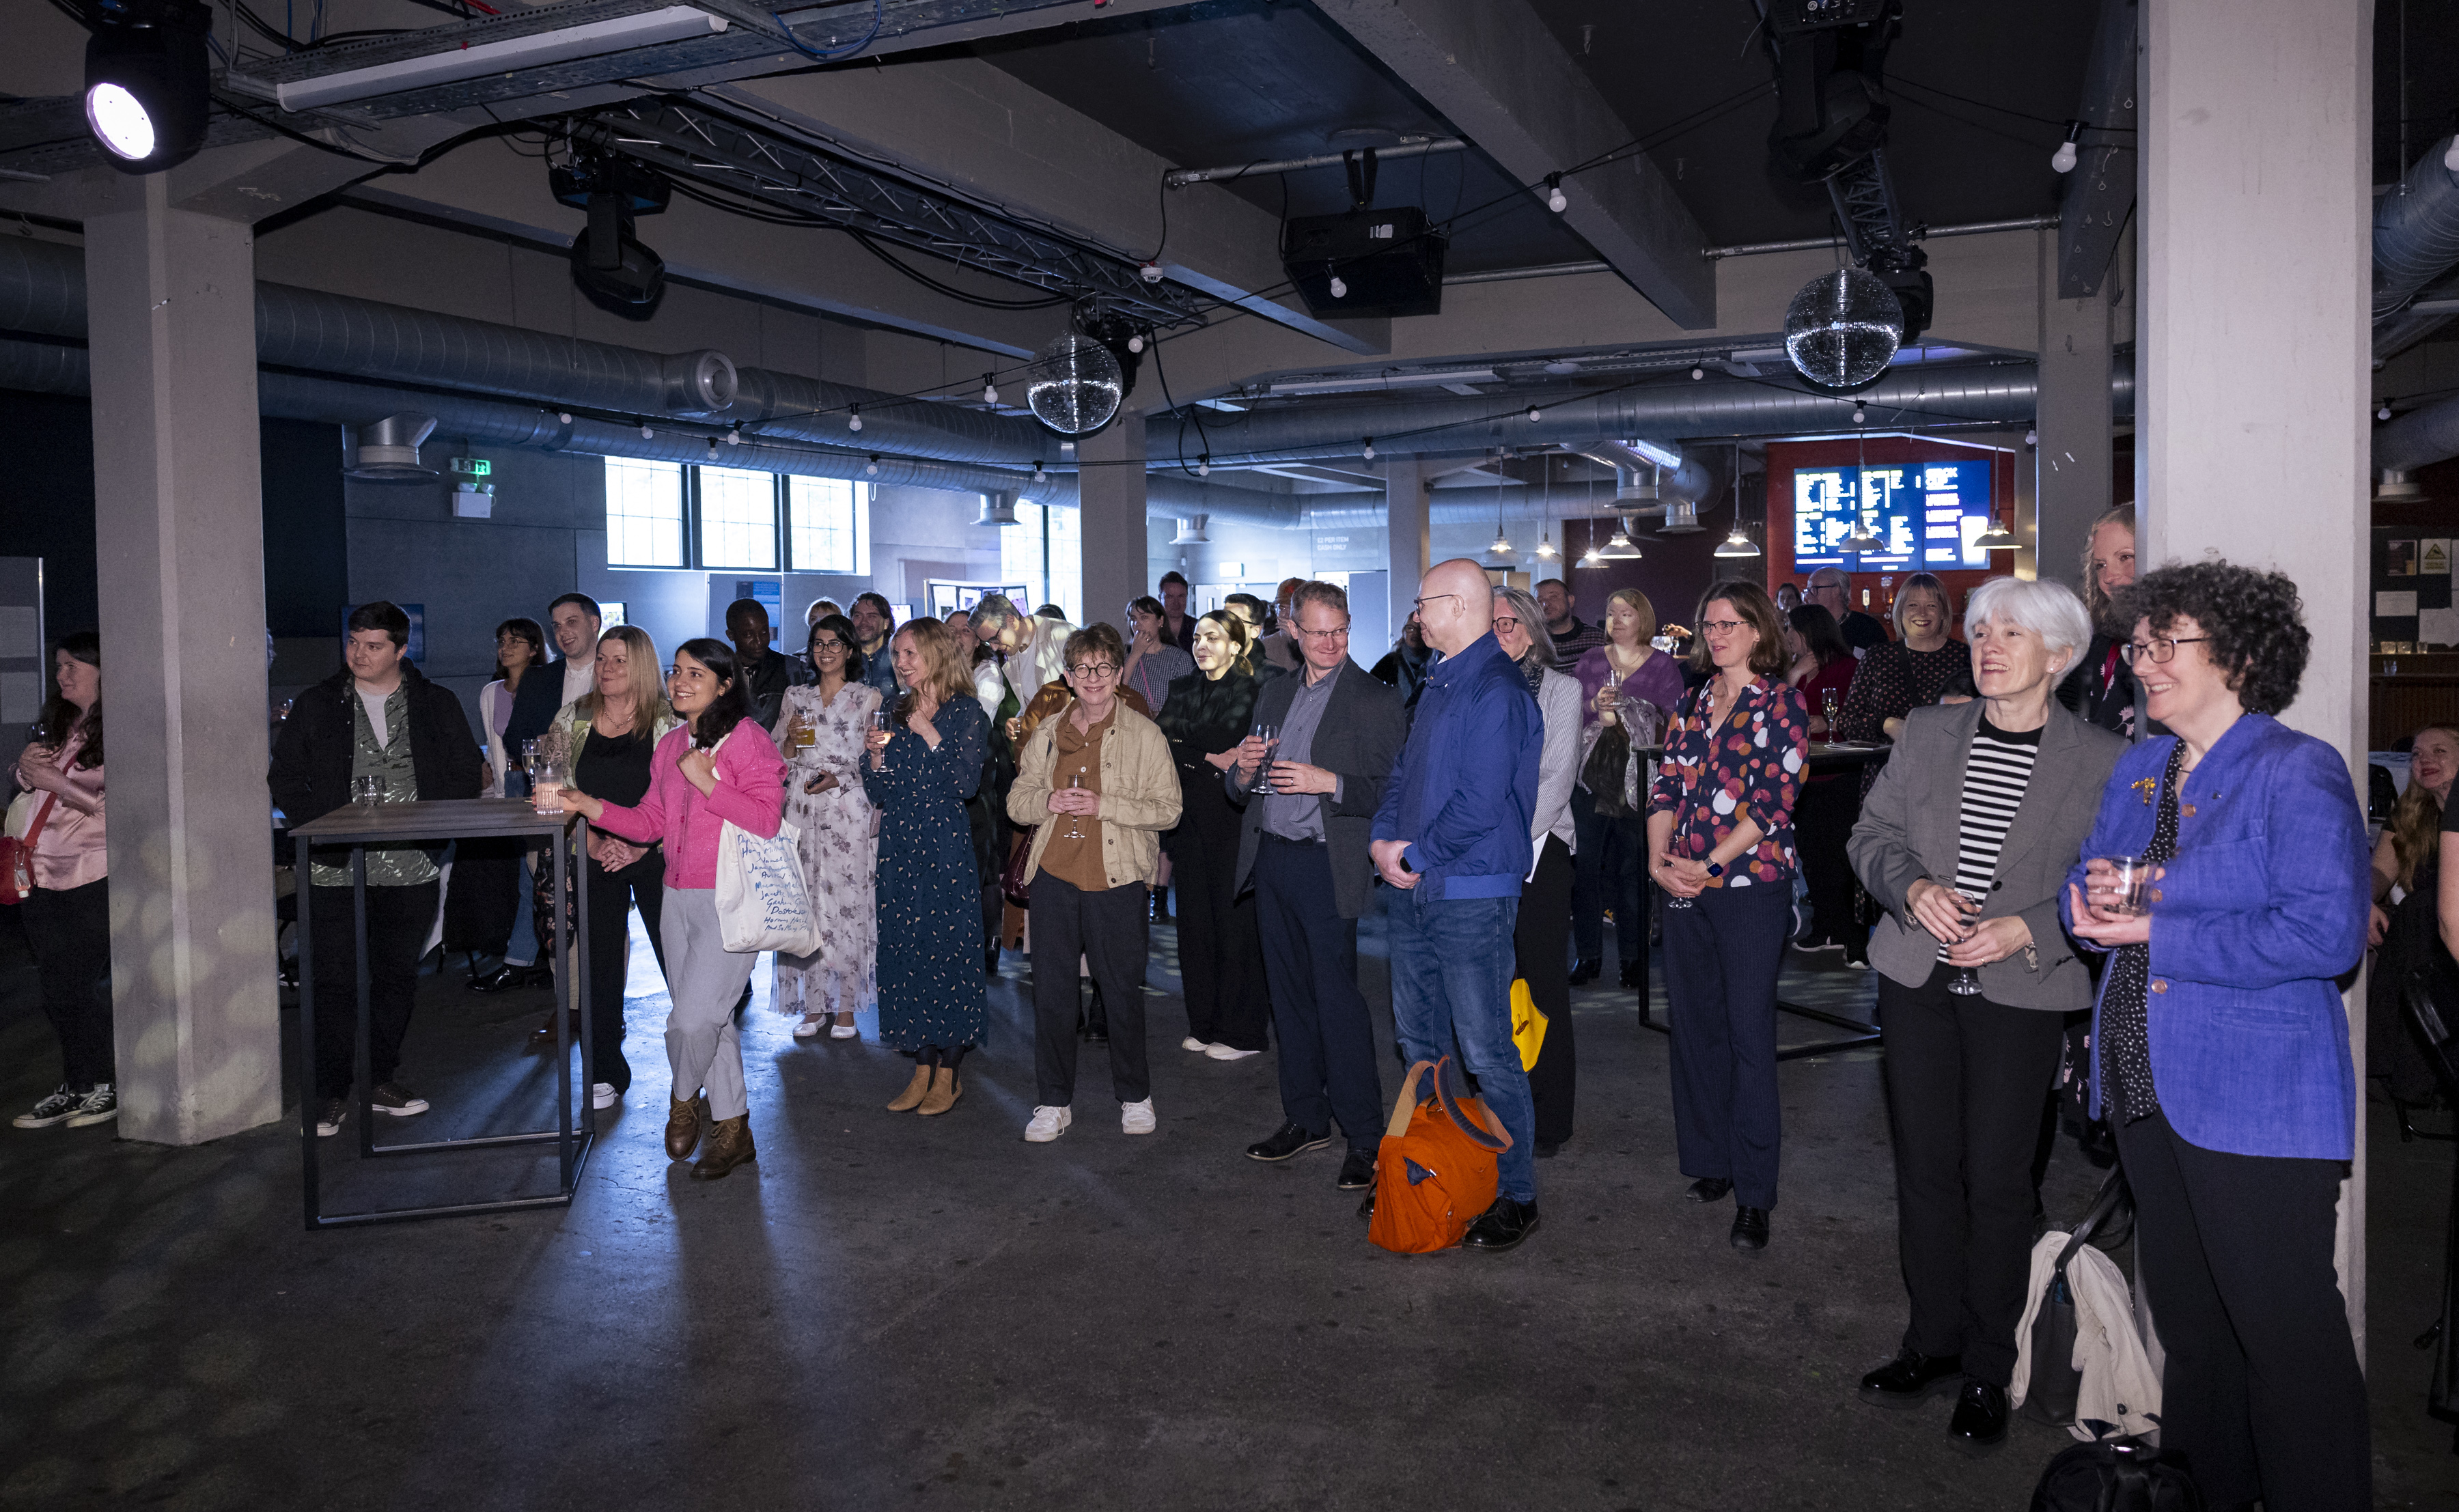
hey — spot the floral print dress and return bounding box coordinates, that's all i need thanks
[1645,677,1810,887]
[770,680,882,1019]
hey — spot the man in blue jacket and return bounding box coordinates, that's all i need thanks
[1370,558,1544,1250]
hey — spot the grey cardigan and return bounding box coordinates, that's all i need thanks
[1847,697,2124,1009]
[1226,658,1407,919]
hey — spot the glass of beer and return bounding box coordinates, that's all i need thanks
[531,755,568,816]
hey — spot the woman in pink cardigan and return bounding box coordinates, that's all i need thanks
[561,637,786,1180]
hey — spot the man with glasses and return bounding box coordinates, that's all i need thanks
[1228,581,1407,1188]
[1369,559,1545,1250]
[1805,567,1889,656]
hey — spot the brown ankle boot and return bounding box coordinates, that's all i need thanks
[665,1093,708,1160]
[690,1115,755,1180]
[886,1063,932,1112]
[916,1065,960,1116]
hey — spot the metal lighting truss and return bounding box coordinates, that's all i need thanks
[1825,146,1914,273]
[570,98,1199,325]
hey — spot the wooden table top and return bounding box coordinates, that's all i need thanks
[288,797,581,845]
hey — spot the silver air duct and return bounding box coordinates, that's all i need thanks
[345,412,439,479]
[2374,136,2459,358]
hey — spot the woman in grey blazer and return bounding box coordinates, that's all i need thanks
[1845,576,2123,1453]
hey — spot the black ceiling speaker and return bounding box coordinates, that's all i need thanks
[1281,147,1446,320]
[551,153,673,316]
[83,0,212,175]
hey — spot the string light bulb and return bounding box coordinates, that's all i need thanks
[1692,366,1705,380]
[1527,406,1543,423]
[1197,454,1212,477]
[639,421,654,439]
[1329,272,1348,300]
[706,436,719,458]
[1361,437,1376,461]
[982,372,1000,406]
[1536,528,1558,561]
[2051,120,2085,174]
[725,425,742,446]
[1127,333,1145,353]
[1033,460,1047,481]
[1545,173,1567,213]
[865,456,880,477]
[1852,404,1867,424]
[848,406,863,432]
[2379,402,2395,421]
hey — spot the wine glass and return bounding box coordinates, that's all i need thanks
[1820,687,1842,736]
[1661,813,1695,911]
[1945,884,1984,996]
[1060,770,1088,841]
[1247,721,1281,794]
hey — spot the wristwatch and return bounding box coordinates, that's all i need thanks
[1704,859,1725,878]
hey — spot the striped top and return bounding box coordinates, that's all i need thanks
[1939,717,2043,959]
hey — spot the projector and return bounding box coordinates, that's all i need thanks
[1281,208,1447,319]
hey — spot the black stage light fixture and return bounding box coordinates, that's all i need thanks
[84,0,213,174]
[551,152,673,316]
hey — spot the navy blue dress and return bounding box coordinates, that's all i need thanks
[861,695,988,1050]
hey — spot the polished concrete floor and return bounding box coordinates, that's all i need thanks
[0,905,2453,1510]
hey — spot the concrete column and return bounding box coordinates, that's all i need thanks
[1383,457,1432,647]
[2036,227,2115,595]
[1074,419,1148,635]
[2136,0,2372,1352]
[85,178,281,1145]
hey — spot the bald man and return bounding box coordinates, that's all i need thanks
[1370,559,1544,1250]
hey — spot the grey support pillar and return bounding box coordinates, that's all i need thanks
[1383,458,1432,647]
[2035,229,2116,596]
[85,179,281,1145]
[1076,419,1148,634]
[2137,0,2372,1352]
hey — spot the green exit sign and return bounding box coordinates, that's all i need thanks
[448,457,492,477]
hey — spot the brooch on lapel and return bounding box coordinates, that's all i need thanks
[2130,777,2158,806]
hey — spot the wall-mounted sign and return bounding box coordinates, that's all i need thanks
[1790,458,1996,571]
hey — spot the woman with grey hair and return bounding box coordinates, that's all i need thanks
[1492,585,1585,1154]
[1844,575,2123,1451]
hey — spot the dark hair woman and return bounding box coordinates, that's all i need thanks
[1648,580,1806,1252]
[768,613,883,1042]
[1784,603,1864,955]
[557,637,786,1180]
[10,632,113,1130]
[2064,560,2370,1511]
[1154,608,1271,1059]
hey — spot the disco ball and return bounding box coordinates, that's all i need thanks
[1783,266,1902,391]
[1025,332,1124,436]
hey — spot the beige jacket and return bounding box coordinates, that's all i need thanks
[1008,700,1182,889]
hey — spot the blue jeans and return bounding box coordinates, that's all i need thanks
[1383,886,1535,1204]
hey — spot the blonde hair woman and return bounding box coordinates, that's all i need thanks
[541,625,680,1110]
[862,618,992,1116]
[1568,587,1685,987]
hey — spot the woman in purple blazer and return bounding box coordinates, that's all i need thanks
[2064,561,2368,1512]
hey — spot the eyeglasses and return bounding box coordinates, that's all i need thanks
[1294,624,1350,641]
[1699,619,1748,635]
[2120,636,2208,667]
[1492,615,1520,632]
[1411,593,1462,613]
[1070,662,1119,679]
[811,639,846,654]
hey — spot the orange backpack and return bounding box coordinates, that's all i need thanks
[1368,1056,1512,1255]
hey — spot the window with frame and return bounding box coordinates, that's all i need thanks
[1001,501,1049,617]
[604,458,685,568]
[697,465,779,570]
[788,476,867,574]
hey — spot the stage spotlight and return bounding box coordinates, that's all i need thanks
[84,0,212,174]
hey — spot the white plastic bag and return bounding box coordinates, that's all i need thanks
[714,818,822,956]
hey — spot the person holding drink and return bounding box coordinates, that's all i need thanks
[10,632,116,1130]
[769,613,881,1042]
[1843,577,2119,1450]
[1155,610,1272,1059]
[555,639,786,1179]
[1570,588,1684,987]
[2062,561,2371,1512]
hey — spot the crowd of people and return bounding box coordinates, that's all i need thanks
[3,498,2384,1504]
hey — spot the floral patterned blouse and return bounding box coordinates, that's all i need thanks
[1645,676,1809,886]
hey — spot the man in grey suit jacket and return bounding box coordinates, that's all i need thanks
[1224,582,1407,1188]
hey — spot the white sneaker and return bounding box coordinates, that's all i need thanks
[591,1082,618,1110]
[1024,1105,1072,1143]
[1181,1036,1209,1054]
[1121,1098,1157,1135]
[792,1014,825,1039]
[1204,1043,1262,1061]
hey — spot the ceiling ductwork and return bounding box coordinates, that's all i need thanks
[344,413,439,479]
[2374,136,2459,359]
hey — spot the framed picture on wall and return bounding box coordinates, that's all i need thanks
[925,580,1027,619]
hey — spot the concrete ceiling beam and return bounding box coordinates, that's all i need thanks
[1309,0,1717,331]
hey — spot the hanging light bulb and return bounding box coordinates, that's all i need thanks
[1033,460,1047,482]
[848,406,863,432]
[706,436,719,459]
[1579,543,1604,567]
[2024,428,2039,446]
[1536,529,1558,561]
[1973,516,2019,552]
[557,412,573,424]
[1852,404,1867,424]
[725,425,742,446]
[1490,521,1516,557]
[1714,526,1760,559]
[2051,120,2085,174]
[1128,333,1145,353]
[1528,406,1543,423]
[2379,402,2395,421]
[1361,437,1376,461]
[1545,173,1567,213]
[1328,263,1348,300]
[865,456,880,477]
[639,421,655,439]
[1197,454,1211,477]
[982,372,1000,406]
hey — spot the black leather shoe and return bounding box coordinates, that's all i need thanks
[1620,959,1645,989]
[1462,1196,1540,1252]
[1684,1176,1733,1203]
[1245,1122,1331,1162]
[1336,1148,1376,1190]
[1729,1205,1770,1251]
[1857,1349,1964,1408]
[1945,1380,2008,1453]
[1568,957,1602,985]
[469,963,537,994]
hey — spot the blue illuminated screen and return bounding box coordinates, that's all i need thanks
[1790,459,1995,570]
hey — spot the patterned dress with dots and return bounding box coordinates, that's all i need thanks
[860,695,989,1052]
[2099,740,2185,1123]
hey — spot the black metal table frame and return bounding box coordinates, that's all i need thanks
[296,804,592,1229]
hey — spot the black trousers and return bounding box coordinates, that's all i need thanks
[1167,779,1270,1051]
[1879,962,2068,1386]
[308,880,439,1101]
[1661,880,1789,1209]
[23,878,113,1090]
[1514,835,1576,1146]
[1028,871,1151,1106]
[1253,835,1383,1150]
[584,850,665,1093]
[1569,785,1646,965]
[2115,1110,2370,1511]
[1792,777,1865,949]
